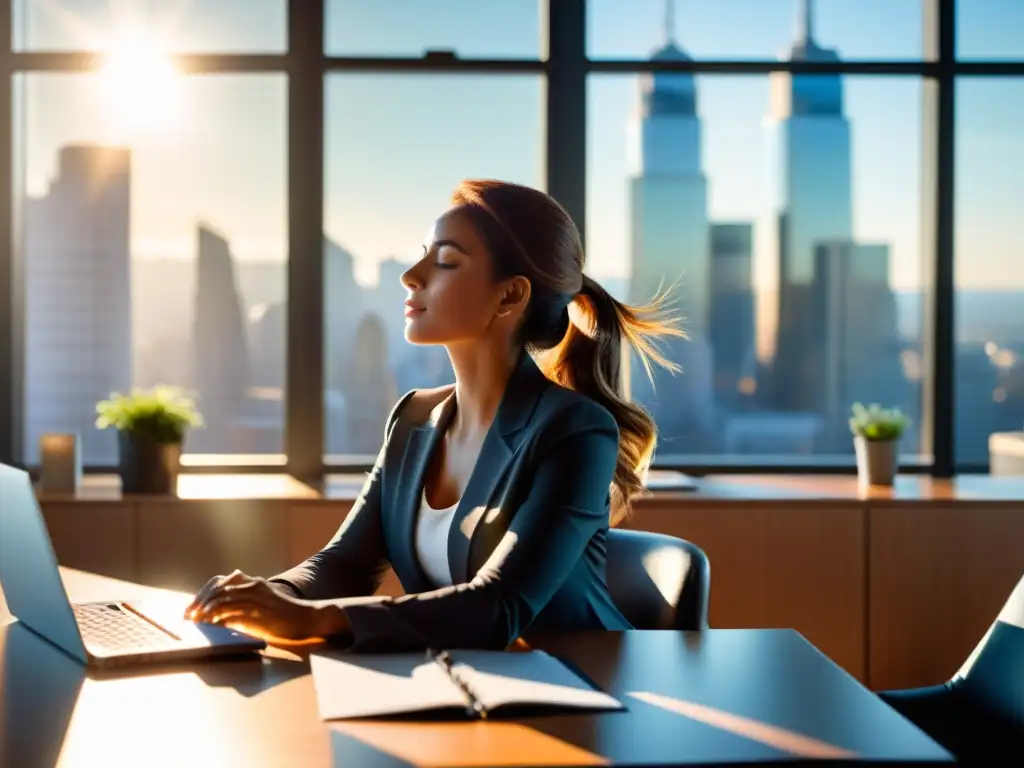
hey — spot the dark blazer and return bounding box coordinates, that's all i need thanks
[271,351,633,652]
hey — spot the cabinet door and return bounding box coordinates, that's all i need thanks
[38,501,137,582]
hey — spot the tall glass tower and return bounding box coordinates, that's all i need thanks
[765,0,853,412]
[627,0,714,451]
[627,0,709,337]
[24,145,132,464]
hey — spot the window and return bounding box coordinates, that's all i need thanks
[586,0,926,61]
[17,73,287,465]
[322,74,544,459]
[957,0,1024,61]
[588,70,925,461]
[11,0,286,53]
[324,0,542,59]
[954,78,1024,466]
[2,3,1014,475]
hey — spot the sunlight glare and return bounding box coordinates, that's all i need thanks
[100,36,181,135]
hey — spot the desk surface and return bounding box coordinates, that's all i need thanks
[0,570,951,767]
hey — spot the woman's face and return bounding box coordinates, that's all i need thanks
[401,206,526,346]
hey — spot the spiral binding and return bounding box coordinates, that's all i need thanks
[427,649,488,720]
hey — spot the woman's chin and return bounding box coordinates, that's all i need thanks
[404,315,459,345]
[403,324,435,345]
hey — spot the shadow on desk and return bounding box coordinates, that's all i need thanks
[0,621,305,768]
[326,633,878,768]
[84,651,307,697]
[0,623,84,768]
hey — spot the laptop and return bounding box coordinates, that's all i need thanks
[0,463,266,668]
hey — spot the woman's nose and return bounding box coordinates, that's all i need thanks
[401,266,423,291]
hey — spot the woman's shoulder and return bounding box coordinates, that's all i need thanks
[387,385,455,431]
[532,380,619,440]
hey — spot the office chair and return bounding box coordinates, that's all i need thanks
[605,529,711,630]
[879,571,1024,762]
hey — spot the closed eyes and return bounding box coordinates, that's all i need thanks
[421,245,460,270]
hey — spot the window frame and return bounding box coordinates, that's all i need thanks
[1,0,1021,477]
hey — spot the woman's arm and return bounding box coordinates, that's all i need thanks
[268,391,415,600]
[323,401,619,652]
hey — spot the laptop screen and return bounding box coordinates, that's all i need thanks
[0,464,88,663]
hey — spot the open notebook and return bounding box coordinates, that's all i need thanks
[309,648,625,721]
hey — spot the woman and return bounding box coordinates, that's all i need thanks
[186,180,683,652]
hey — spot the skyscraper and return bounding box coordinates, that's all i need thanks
[710,222,756,413]
[248,301,285,389]
[324,237,364,393]
[627,0,708,330]
[813,241,904,449]
[376,256,413,366]
[340,313,396,455]
[764,0,853,411]
[191,224,251,452]
[24,145,132,464]
[627,0,714,452]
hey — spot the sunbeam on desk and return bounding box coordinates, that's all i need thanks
[330,721,609,768]
[628,691,856,760]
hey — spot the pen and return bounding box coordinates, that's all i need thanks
[426,648,488,720]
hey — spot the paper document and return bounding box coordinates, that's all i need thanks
[309,649,624,721]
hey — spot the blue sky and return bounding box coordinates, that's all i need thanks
[15,0,1024,290]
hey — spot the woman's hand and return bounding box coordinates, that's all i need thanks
[184,570,347,646]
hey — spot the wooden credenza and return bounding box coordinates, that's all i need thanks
[5,473,1023,692]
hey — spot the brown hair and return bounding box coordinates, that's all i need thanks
[451,179,685,525]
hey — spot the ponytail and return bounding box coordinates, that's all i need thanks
[449,177,684,522]
[536,275,685,525]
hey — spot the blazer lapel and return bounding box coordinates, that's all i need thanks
[446,428,512,584]
[392,395,454,594]
[446,352,549,584]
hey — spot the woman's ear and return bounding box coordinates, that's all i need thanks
[496,276,531,319]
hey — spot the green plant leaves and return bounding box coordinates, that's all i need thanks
[848,401,908,442]
[95,386,204,444]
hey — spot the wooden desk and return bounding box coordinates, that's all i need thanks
[23,473,1024,692]
[0,569,951,767]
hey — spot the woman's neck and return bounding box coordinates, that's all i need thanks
[445,342,520,441]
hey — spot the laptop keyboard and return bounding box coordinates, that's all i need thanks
[74,603,180,652]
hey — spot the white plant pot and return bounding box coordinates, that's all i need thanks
[854,436,898,487]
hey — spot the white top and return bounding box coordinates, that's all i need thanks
[414,491,458,588]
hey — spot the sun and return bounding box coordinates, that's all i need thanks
[100,34,181,136]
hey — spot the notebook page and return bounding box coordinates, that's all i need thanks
[309,652,466,720]
[450,650,624,713]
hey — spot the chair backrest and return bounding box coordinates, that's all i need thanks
[606,528,711,630]
[951,571,1024,751]
[956,571,1024,682]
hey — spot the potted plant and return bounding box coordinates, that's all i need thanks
[95,386,203,494]
[849,402,909,488]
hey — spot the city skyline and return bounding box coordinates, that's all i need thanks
[20,138,1021,464]
[12,0,1024,466]
[12,0,1023,291]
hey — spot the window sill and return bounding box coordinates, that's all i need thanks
[33,471,1024,504]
